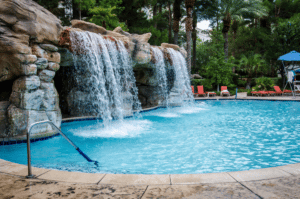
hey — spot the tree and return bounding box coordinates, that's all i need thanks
[173,0,183,44]
[185,0,195,77]
[205,55,235,91]
[73,0,95,20]
[238,53,267,89]
[219,0,268,60]
[89,0,127,30]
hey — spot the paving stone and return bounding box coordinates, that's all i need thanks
[100,174,170,185]
[171,173,236,184]
[242,175,300,199]
[38,170,105,184]
[0,163,49,177]
[276,163,300,175]
[229,167,291,182]
[142,184,260,199]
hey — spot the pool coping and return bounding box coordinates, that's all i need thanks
[1,96,300,185]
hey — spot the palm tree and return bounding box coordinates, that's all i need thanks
[185,0,195,76]
[173,0,183,45]
[220,0,268,60]
[238,53,268,89]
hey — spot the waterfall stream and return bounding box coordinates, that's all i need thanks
[69,31,141,126]
[150,47,169,107]
[167,48,194,106]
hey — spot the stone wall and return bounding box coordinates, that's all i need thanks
[0,0,62,138]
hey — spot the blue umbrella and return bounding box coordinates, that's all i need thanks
[278,50,300,61]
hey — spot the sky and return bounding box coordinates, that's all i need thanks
[197,20,211,30]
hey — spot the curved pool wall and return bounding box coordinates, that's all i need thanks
[1,99,299,175]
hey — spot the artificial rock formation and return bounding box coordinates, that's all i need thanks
[0,0,62,138]
[0,0,188,137]
[58,20,187,108]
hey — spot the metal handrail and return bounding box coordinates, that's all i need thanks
[26,120,97,178]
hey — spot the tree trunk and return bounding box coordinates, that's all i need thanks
[174,32,179,44]
[192,12,197,71]
[168,2,172,44]
[79,3,81,20]
[186,6,193,77]
[79,2,81,20]
[223,31,228,60]
[173,0,182,45]
[222,17,231,61]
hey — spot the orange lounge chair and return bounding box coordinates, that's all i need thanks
[191,86,197,97]
[258,91,269,96]
[196,85,206,97]
[221,86,230,96]
[267,91,276,96]
[273,86,283,95]
[283,89,293,95]
[251,91,262,96]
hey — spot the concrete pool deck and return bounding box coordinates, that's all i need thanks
[1,95,300,198]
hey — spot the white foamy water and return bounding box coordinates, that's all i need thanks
[175,106,207,114]
[154,112,180,118]
[71,119,152,138]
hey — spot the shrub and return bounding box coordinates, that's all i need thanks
[237,79,247,87]
[253,77,274,91]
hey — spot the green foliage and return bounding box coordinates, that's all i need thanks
[253,77,274,91]
[193,29,224,74]
[237,53,268,77]
[204,55,235,88]
[74,0,96,11]
[237,79,247,87]
[89,6,127,31]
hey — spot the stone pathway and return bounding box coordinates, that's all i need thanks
[1,172,300,199]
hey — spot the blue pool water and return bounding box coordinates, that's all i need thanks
[1,100,300,174]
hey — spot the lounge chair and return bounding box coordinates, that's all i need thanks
[196,85,206,97]
[191,86,197,97]
[258,91,269,96]
[273,86,283,95]
[251,91,262,96]
[220,86,230,96]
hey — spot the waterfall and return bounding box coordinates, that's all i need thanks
[69,31,141,126]
[167,48,194,105]
[150,47,169,107]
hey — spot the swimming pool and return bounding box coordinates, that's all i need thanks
[1,100,300,174]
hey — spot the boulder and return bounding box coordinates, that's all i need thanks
[12,76,40,92]
[58,48,74,67]
[45,52,61,63]
[20,64,37,76]
[7,104,61,136]
[47,62,60,71]
[31,44,45,58]
[10,89,44,110]
[40,82,59,111]
[0,0,62,43]
[39,44,58,52]
[0,0,62,82]
[0,101,9,137]
[35,58,48,69]
[38,69,56,82]
[0,53,37,82]
[71,20,107,34]
[161,43,180,51]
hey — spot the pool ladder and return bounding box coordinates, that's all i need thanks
[26,120,98,178]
